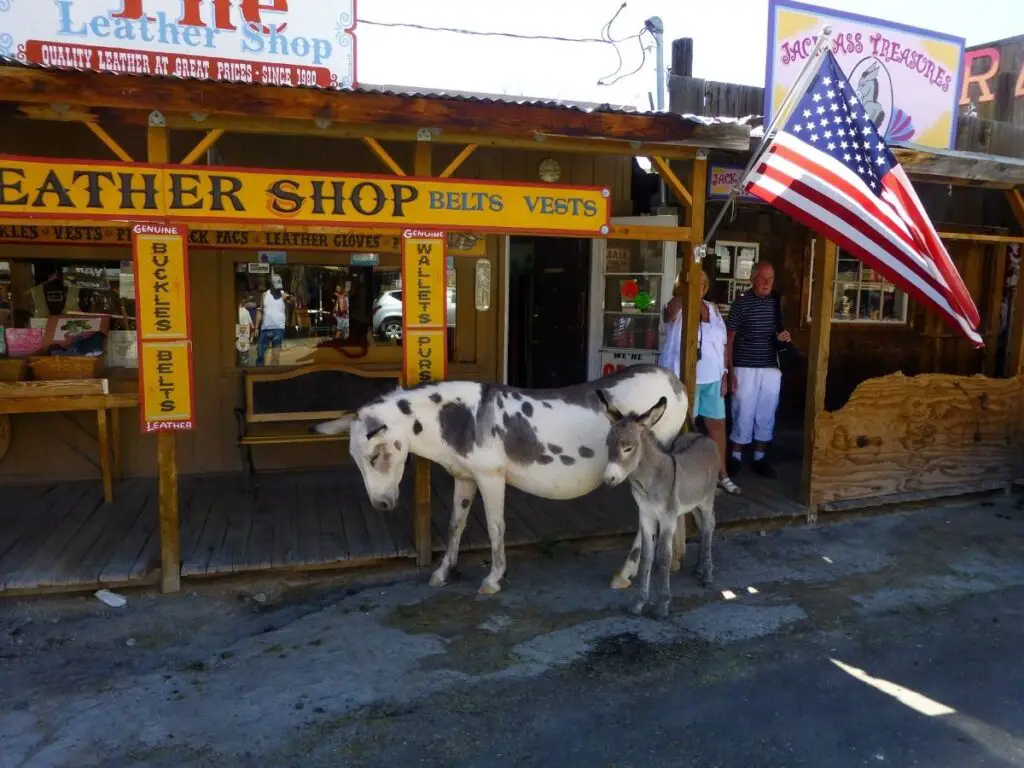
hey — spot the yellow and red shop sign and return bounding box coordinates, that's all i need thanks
[131,223,195,432]
[401,231,448,387]
[0,220,489,256]
[0,156,611,236]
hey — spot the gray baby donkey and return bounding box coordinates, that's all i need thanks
[598,392,718,619]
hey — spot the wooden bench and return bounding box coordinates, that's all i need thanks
[235,364,400,491]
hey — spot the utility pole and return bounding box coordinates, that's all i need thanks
[645,16,667,208]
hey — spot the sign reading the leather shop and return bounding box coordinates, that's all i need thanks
[0,156,612,236]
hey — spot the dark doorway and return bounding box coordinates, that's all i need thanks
[508,237,590,389]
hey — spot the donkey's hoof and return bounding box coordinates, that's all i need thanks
[652,603,670,620]
[610,574,633,590]
[428,571,448,588]
[628,600,646,616]
[478,580,502,596]
[700,574,714,589]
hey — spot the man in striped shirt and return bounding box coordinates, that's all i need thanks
[725,261,791,479]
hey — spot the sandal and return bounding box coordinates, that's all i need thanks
[718,476,742,495]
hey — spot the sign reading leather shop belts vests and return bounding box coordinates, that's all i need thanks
[402,232,448,388]
[0,157,612,236]
[131,223,196,433]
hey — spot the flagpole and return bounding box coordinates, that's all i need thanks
[696,25,835,260]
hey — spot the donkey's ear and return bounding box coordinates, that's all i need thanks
[310,414,356,436]
[596,389,624,423]
[638,396,668,429]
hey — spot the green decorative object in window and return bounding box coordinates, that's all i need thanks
[634,290,652,312]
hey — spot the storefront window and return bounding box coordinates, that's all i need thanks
[600,240,663,353]
[0,259,138,369]
[234,255,456,367]
[807,246,909,324]
[708,241,759,318]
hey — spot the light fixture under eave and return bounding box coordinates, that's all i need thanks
[635,157,653,172]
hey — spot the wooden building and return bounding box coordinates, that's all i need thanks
[0,60,775,595]
[668,36,1024,520]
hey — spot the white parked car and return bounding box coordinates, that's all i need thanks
[372,288,456,342]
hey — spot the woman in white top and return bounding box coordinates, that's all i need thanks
[657,269,741,495]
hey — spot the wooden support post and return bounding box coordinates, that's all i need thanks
[984,244,1008,376]
[413,139,433,567]
[97,409,113,504]
[85,122,134,162]
[363,136,407,176]
[1006,189,1024,378]
[110,407,121,480]
[180,128,225,166]
[680,156,708,426]
[801,238,838,523]
[649,155,694,208]
[157,430,181,593]
[148,117,181,593]
[439,143,477,178]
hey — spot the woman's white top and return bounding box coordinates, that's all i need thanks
[657,301,682,377]
[696,299,728,385]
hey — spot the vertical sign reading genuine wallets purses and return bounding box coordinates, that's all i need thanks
[131,223,196,433]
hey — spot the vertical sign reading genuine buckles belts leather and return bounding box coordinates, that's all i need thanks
[131,222,196,432]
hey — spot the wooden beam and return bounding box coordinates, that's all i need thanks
[180,128,225,166]
[363,136,406,176]
[18,103,96,122]
[938,231,1024,244]
[414,140,431,177]
[802,238,838,520]
[141,112,709,159]
[84,122,134,162]
[439,143,478,178]
[681,156,708,425]
[649,155,694,208]
[0,66,750,149]
[412,139,433,569]
[607,225,692,241]
[147,120,181,594]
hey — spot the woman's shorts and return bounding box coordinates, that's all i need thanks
[694,381,726,420]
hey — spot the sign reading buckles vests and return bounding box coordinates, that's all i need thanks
[401,231,447,387]
[131,223,196,432]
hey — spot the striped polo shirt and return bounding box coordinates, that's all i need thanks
[726,290,779,369]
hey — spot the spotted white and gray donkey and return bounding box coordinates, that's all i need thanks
[312,365,689,595]
[600,393,719,618]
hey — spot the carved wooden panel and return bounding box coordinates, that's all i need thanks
[811,373,1024,505]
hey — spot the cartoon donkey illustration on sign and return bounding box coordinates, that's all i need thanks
[313,365,690,595]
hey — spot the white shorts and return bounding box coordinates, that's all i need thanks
[730,366,782,445]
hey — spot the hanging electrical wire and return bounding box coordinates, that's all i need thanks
[359,4,652,88]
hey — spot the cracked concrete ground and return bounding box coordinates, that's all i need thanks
[2,495,1024,767]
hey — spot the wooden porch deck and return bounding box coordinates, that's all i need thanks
[0,457,804,594]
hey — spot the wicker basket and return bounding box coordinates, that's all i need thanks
[27,354,106,381]
[0,358,26,382]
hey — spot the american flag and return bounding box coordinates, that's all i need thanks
[743,51,983,346]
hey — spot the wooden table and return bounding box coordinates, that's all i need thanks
[0,379,139,503]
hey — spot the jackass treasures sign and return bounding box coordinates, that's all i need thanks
[765,0,965,150]
[0,0,356,88]
[401,232,447,388]
[0,157,612,236]
[131,223,195,432]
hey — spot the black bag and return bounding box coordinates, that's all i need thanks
[773,292,802,372]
